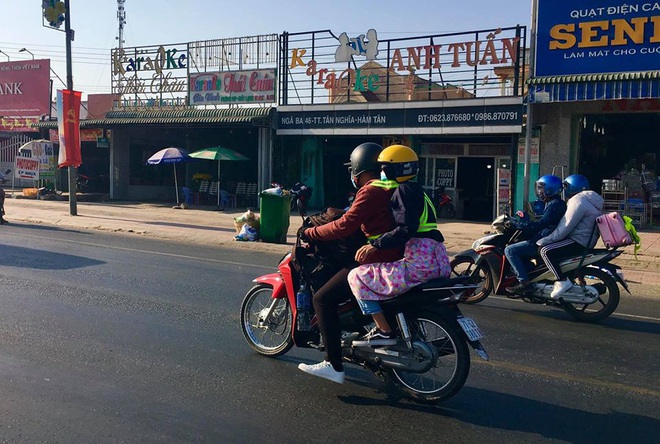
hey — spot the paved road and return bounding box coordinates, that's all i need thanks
[0,224,658,443]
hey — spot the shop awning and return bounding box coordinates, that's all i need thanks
[31,107,274,128]
[528,71,660,103]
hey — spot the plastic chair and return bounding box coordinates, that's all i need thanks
[245,183,258,207]
[219,190,236,208]
[182,187,196,205]
[235,182,247,206]
[209,181,219,198]
[197,180,209,203]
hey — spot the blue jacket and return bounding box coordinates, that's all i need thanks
[516,196,567,243]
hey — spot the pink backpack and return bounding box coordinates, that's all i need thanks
[596,212,632,248]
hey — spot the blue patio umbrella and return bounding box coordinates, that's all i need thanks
[146,147,190,204]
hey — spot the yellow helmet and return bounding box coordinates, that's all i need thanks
[377,145,419,183]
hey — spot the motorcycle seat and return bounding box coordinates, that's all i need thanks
[380,276,474,308]
[411,275,472,292]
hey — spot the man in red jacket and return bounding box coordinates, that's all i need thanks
[298,142,403,384]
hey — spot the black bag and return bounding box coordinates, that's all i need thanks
[291,207,366,293]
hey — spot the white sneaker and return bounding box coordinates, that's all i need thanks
[550,279,573,298]
[298,360,345,384]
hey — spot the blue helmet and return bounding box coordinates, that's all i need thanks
[535,175,562,200]
[563,174,590,196]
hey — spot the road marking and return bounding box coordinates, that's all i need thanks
[475,360,660,397]
[7,234,659,320]
[484,295,660,322]
[611,312,660,322]
[7,233,275,270]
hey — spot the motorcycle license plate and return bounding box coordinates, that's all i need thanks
[457,317,484,341]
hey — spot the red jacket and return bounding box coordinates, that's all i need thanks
[305,179,403,263]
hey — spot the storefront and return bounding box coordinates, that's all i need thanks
[528,0,660,227]
[53,107,273,202]
[104,37,278,202]
[275,27,526,219]
[30,35,279,202]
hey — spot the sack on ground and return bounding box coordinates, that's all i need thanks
[234,210,260,233]
[235,223,258,241]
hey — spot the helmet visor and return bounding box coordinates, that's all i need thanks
[535,181,546,199]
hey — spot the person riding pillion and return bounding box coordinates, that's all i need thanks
[537,174,604,298]
[505,175,567,295]
[347,145,451,347]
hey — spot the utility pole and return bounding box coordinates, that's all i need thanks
[522,0,539,206]
[64,0,77,215]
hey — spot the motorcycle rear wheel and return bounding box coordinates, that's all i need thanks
[563,267,620,323]
[388,311,470,403]
[440,204,456,219]
[241,284,294,357]
[450,257,492,304]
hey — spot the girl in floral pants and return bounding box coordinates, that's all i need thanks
[348,145,450,347]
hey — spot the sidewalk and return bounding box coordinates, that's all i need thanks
[3,196,659,286]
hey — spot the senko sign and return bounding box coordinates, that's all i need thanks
[536,1,660,76]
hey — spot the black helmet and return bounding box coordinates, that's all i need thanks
[345,142,382,177]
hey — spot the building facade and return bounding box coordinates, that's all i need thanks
[275,27,527,220]
[528,0,660,227]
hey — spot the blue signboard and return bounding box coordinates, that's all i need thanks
[536,0,660,76]
[277,104,522,132]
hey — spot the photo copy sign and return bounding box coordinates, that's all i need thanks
[15,156,40,180]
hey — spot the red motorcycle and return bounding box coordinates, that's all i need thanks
[433,186,456,218]
[240,201,488,403]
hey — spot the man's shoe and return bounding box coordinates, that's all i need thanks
[550,278,573,298]
[352,327,397,347]
[506,281,531,295]
[298,360,345,384]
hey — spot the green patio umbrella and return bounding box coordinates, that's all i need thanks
[188,146,249,207]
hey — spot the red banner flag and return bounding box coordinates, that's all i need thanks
[57,89,82,168]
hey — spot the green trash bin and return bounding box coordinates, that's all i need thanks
[259,192,293,244]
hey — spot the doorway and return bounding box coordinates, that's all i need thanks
[457,157,495,221]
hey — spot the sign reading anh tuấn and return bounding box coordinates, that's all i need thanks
[536,0,660,76]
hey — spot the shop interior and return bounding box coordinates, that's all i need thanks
[579,113,660,227]
[456,157,496,221]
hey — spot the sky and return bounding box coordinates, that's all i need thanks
[2,0,533,99]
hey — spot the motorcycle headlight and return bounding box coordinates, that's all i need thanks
[472,234,498,250]
[278,252,291,266]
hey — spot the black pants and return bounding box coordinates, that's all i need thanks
[312,266,355,372]
[539,239,586,280]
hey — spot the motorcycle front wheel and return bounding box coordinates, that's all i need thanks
[388,310,470,403]
[241,284,294,357]
[450,257,492,304]
[563,267,620,323]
